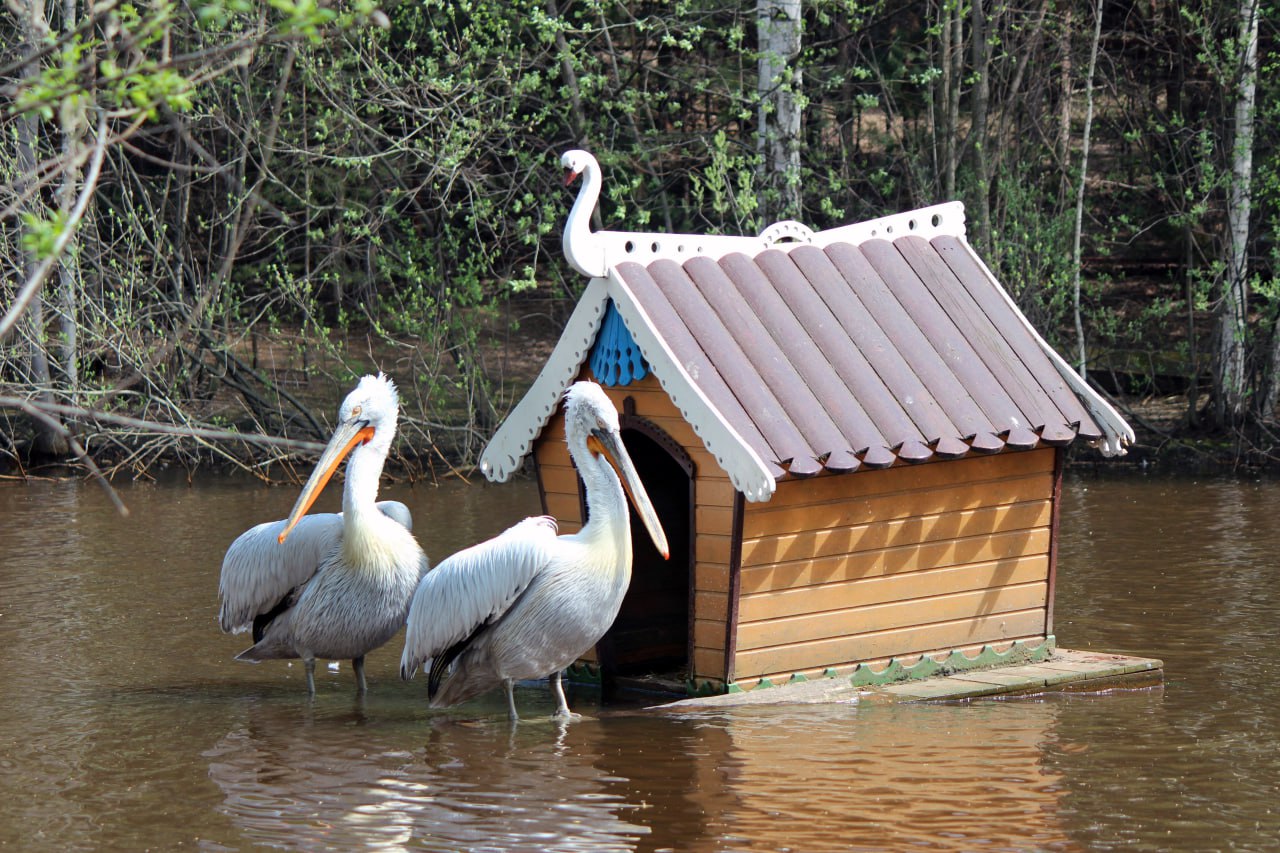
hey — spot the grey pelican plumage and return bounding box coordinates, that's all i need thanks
[400,380,668,720]
[218,373,428,695]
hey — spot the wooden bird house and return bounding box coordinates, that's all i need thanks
[480,151,1134,695]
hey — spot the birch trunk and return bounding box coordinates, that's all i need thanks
[1221,0,1259,423]
[14,0,70,458]
[58,0,84,404]
[756,0,803,221]
[1070,0,1104,380]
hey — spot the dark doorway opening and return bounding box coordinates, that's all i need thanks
[596,422,693,693]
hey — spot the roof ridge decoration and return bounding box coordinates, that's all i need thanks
[559,149,966,276]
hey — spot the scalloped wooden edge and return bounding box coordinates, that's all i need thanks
[721,636,1058,694]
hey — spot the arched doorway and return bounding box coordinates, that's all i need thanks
[594,418,693,693]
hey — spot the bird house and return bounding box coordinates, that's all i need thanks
[480,151,1134,696]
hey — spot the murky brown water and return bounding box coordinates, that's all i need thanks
[1,468,1278,850]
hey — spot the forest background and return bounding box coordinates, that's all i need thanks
[1,0,1277,483]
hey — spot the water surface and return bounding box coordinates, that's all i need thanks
[1,469,1277,850]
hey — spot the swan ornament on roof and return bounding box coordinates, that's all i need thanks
[559,149,823,278]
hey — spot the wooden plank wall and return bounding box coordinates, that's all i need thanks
[536,372,738,684]
[731,447,1057,684]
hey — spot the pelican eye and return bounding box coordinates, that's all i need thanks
[351,405,363,418]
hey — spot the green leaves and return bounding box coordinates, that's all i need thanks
[19,211,70,261]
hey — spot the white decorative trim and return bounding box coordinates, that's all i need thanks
[758,219,815,245]
[479,278,611,482]
[957,240,1135,456]
[605,273,777,502]
[811,201,966,247]
[479,274,778,501]
[561,150,965,276]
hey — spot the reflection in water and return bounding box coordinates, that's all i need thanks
[201,695,1076,852]
[3,470,1280,849]
[205,702,653,851]
[665,702,1071,852]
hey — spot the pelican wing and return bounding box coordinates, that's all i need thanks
[217,501,415,633]
[400,515,558,680]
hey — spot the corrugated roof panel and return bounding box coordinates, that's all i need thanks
[784,245,967,460]
[645,259,824,475]
[929,235,1100,442]
[608,229,1116,482]
[860,238,1034,442]
[683,255,859,474]
[618,261,786,480]
[752,249,936,461]
[720,251,898,468]
[822,242,1005,452]
[894,235,1078,443]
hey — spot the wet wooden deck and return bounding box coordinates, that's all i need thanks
[654,649,1164,710]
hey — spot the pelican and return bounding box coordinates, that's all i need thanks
[218,373,427,695]
[400,380,668,720]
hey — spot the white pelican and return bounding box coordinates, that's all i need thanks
[400,380,669,720]
[218,373,428,695]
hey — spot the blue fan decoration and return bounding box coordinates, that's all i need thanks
[589,299,648,387]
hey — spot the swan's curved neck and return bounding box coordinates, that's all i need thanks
[563,160,607,278]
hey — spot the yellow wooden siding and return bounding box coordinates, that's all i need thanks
[731,448,1057,682]
[737,581,1047,649]
[743,471,1053,538]
[738,554,1049,622]
[740,526,1050,593]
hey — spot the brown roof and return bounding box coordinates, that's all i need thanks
[613,234,1103,477]
[481,195,1132,501]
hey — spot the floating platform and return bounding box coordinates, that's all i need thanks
[652,649,1163,710]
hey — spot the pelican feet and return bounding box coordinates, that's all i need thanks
[549,671,582,720]
[304,658,317,697]
[353,656,367,694]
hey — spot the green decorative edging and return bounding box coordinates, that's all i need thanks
[724,671,819,694]
[848,636,1057,687]
[717,637,1057,695]
[687,679,728,697]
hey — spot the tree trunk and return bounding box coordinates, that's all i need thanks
[1217,0,1259,425]
[57,0,84,406]
[1057,3,1073,206]
[968,0,991,252]
[937,0,963,199]
[1069,0,1104,380]
[756,0,803,222]
[15,0,70,459]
